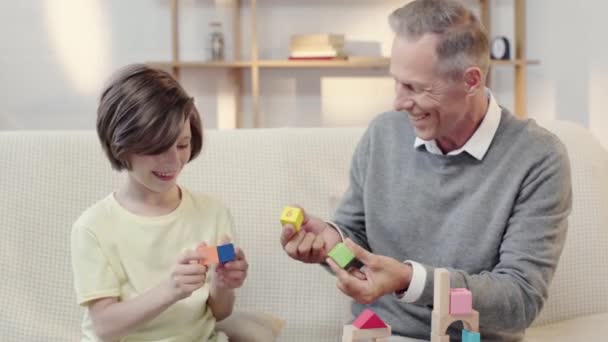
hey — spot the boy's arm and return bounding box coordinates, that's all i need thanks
[87,250,206,341]
[87,284,177,341]
[207,285,235,321]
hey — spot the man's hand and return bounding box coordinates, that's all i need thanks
[280,206,340,264]
[326,239,413,304]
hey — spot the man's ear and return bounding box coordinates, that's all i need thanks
[463,67,483,95]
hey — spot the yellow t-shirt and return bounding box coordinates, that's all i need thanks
[70,188,234,342]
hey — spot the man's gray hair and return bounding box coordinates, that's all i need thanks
[389,0,490,80]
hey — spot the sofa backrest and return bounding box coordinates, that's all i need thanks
[0,121,606,341]
[530,120,608,326]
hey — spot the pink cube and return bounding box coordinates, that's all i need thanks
[449,288,472,315]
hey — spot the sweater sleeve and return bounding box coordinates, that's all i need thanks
[414,140,572,332]
[331,128,372,251]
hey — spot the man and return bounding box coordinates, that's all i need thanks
[280,0,572,341]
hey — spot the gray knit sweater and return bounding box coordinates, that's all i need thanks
[333,109,572,341]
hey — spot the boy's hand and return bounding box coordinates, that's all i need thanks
[164,250,208,302]
[280,206,337,264]
[214,247,248,289]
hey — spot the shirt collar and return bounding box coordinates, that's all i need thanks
[413,89,501,160]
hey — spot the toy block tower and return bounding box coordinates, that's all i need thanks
[430,268,480,342]
[343,308,391,342]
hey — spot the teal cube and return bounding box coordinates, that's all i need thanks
[462,329,480,342]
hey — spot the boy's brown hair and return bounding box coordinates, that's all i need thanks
[97,64,203,170]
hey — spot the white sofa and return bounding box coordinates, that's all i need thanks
[1,120,607,341]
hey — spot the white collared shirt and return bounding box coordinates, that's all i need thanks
[413,89,501,160]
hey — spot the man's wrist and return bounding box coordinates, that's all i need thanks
[395,262,413,295]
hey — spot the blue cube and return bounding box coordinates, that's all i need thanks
[462,329,480,342]
[217,243,236,264]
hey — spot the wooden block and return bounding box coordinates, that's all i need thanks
[280,206,304,232]
[430,333,450,342]
[342,324,391,341]
[328,242,357,269]
[462,329,481,342]
[432,310,480,335]
[352,308,388,329]
[197,245,219,265]
[434,268,450,316]
[450,288,472,315]
[217,243,236,263]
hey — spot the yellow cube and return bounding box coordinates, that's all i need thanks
[280,206,304,232]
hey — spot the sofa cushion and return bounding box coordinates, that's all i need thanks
[525,312,608,341]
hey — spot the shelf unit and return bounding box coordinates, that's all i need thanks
[479,0,535,117]
[149,0,537,128]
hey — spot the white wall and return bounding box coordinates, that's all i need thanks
[1,0,607,149]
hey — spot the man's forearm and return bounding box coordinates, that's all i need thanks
[323,221,345,253]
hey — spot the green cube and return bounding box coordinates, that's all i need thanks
[328,242,356,269]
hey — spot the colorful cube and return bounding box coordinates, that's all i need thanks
[328,242,359,269]
[462,329,480,342]
[217,243,236,263]
[197,245,219,265]
[450,288,473,315]
[280,206,304,232]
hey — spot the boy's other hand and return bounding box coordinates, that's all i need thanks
[164,250,208,302]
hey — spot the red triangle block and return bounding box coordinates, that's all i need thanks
[352,309,388,329]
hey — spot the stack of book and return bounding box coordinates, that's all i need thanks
[289,34,346,60]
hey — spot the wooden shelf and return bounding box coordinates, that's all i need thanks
[148,58,390,69]
[148,61,252,68]
[161,0,536,128]
[258,58,390,68]
[150,58,538,70]
[491,59,540,66]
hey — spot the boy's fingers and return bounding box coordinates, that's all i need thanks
[179,250,202,264]
[218,234,231,245]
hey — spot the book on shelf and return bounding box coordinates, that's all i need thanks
[289,50,346,58]
[288,33,348,60]
[290,42,346,52]
[288,56,348,61]
[290,33,345,47]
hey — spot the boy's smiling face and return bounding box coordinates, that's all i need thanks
[127,118,192,194]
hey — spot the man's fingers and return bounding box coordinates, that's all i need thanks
[280,225,296,247]
[284,231,306,257]
[310,235,326,260]
[326,257,351,280]
[298,232,316,256]
[344,238,373,265]
[349,268,367,281]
